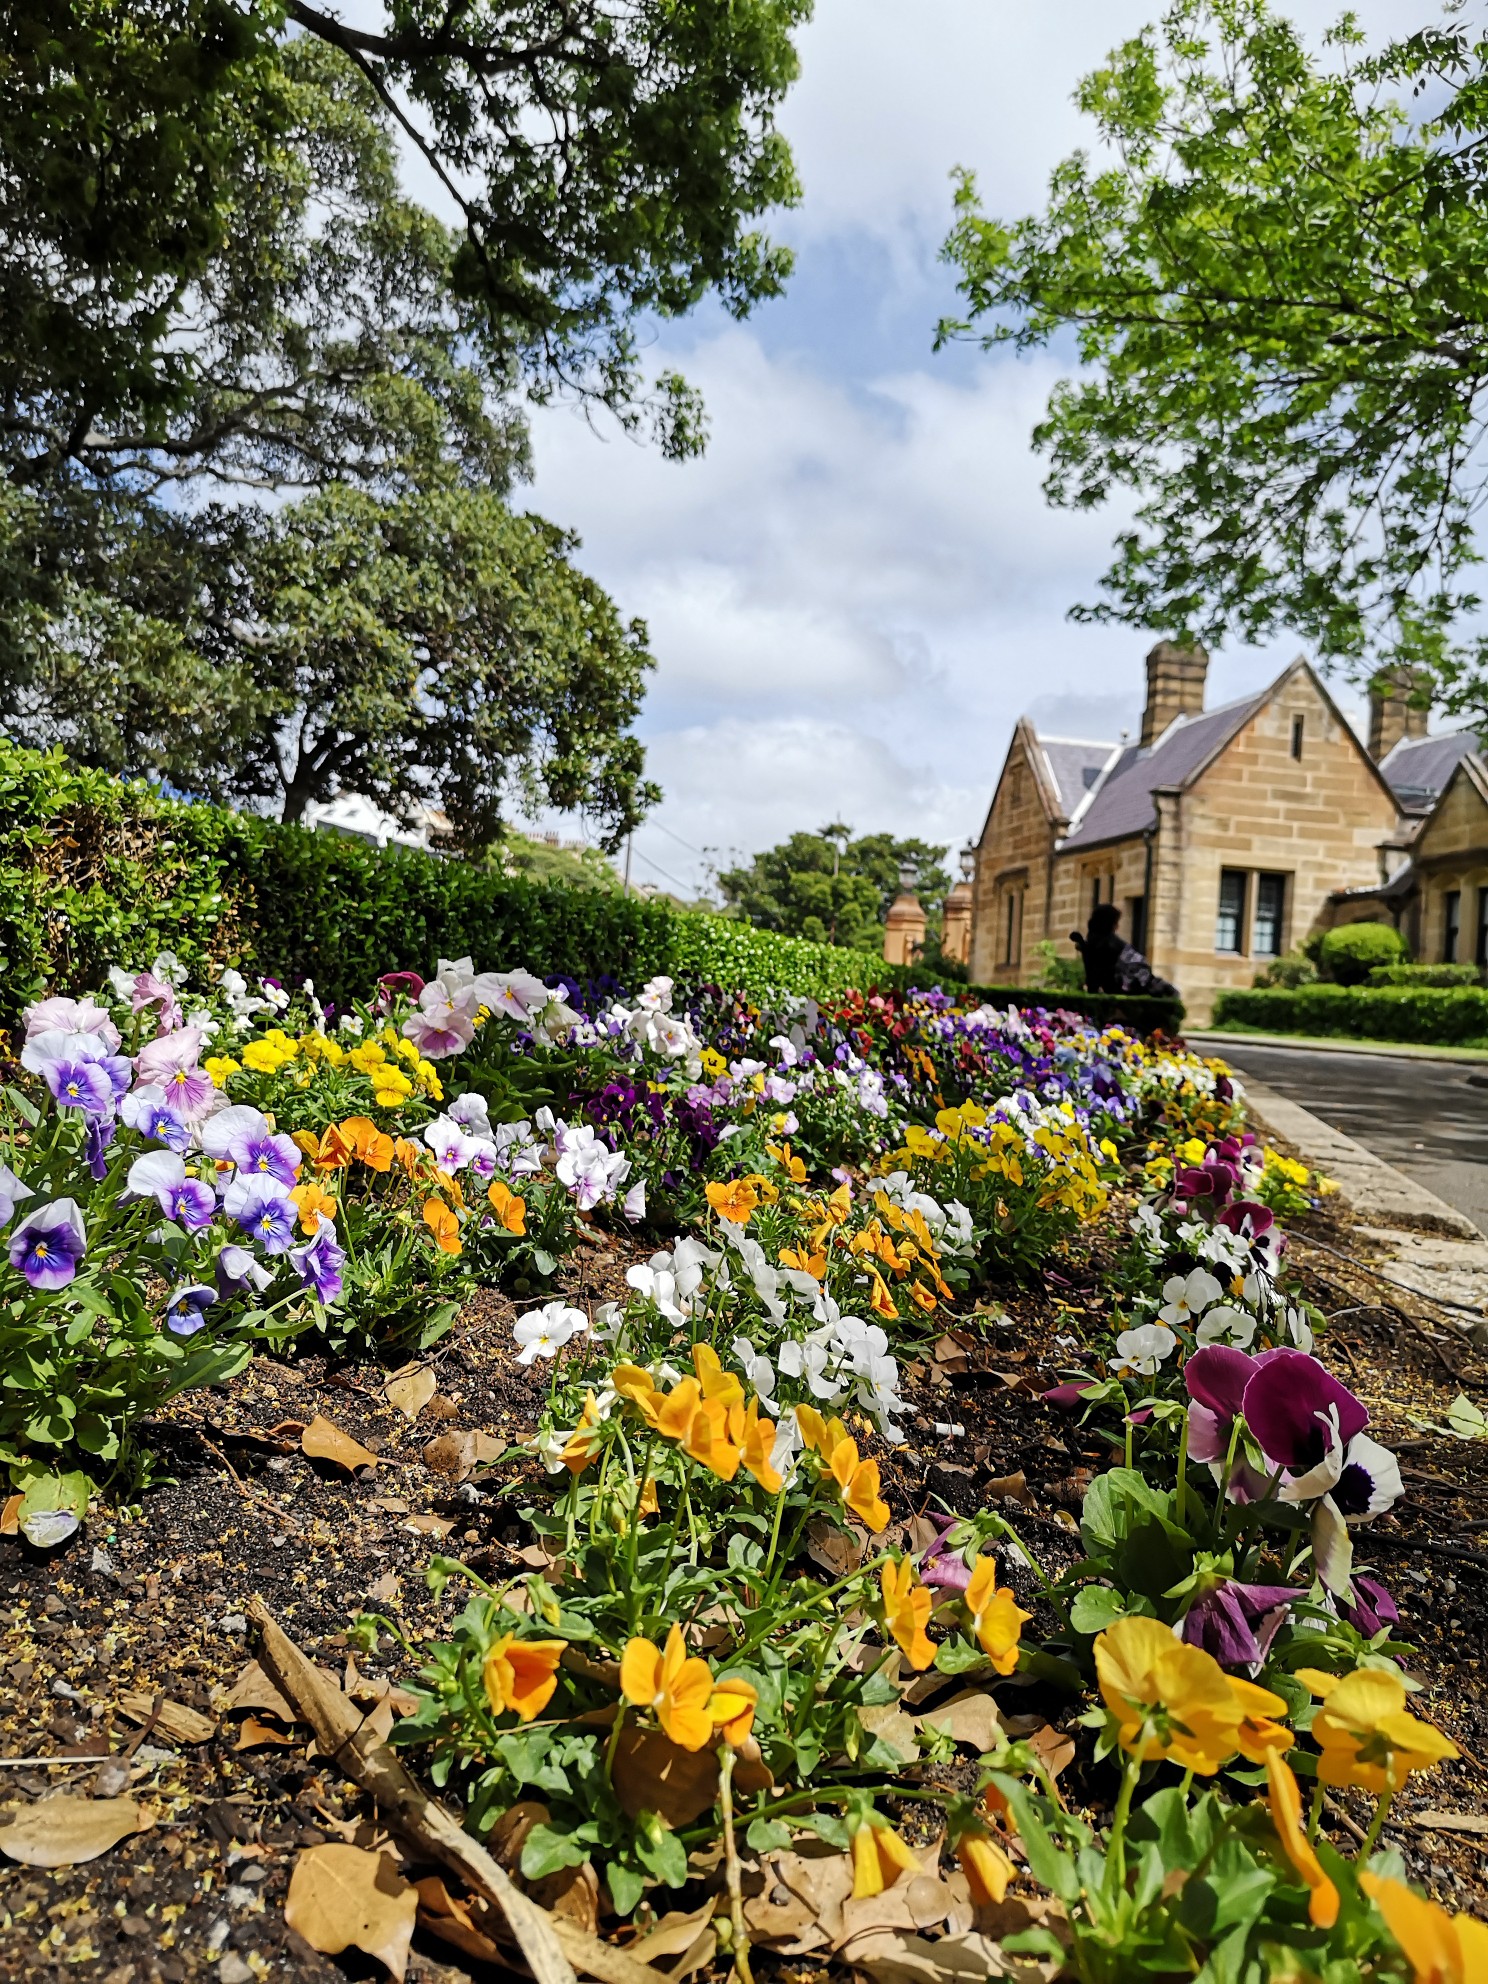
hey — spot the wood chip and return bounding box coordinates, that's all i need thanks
[115,1692,216,1746]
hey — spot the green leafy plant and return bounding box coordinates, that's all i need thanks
[1318,925,1408,986]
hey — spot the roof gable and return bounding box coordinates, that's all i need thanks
[1414,750,1488,857]
[1379,727,1482,813]
[975,718,1114,845]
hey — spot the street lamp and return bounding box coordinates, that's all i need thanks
[959,844,976,883]
[897,858,918,894]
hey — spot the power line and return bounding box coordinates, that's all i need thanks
[630,844,696,895]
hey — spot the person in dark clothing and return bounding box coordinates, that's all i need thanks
[1070,902,1178,999]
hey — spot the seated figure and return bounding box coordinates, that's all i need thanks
[1069,902,1178,999]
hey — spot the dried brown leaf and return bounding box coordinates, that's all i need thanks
[384,1367,438,1421]
[285,1844,417,1980]
[302,1415,379,1473]
[233,1715,300,1752]
[115,1691,216,1745]
[0,1794,155,1868]
[858,1700,921,1762]
[404,1511,458,1537]
[611,1727,722,1827]
[917,1691,1006,1755]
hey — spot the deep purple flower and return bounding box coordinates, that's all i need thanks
[1340,1575,1399,1637]
[1175,1160,1239,1207]
[1181,1579,1297,1672]
[1183,1344,1254,1460]
[1043,1381,1099,1410]
[165,1282,216,1336]
[43,1053,118,1118]
[1242,1349,1368,1477]
[83,1115,116,1181]
[216,1243,273,1297]
[376,970,425,1011]
[292,1221,344,1303]
[919,1515,974,1592]
[9,1199,86,1290]
[224,1175,298,1254]
[1217,1200,1276,1244]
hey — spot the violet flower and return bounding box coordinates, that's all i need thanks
[292,1222,345,1304]
[126,1151,217,1232]
[9,1199,87,1290]
[83,1116,116,1181]
[40,1051,118,1118]
[120,1085,190,1151]
[1181,1579,1297,1673]
[223,1175,298,1254]
[1341,1575,1399,1637]
[919,1515,974,1593]
[1183,1344,1253,1461]
[164,1283,216,1336]
[201,1105,300,1184]
[23,996,121,1050]
[130,970,183,1031]
[216,1243,273,1297]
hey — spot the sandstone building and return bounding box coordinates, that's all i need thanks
[966,642,1479,1024]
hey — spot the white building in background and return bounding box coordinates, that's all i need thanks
[302,793,450,850]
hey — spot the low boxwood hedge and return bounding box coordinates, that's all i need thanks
[1212,982,1488,1046]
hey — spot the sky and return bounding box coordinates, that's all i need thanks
[505,0,1437,900]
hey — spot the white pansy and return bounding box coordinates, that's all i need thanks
[1110,1323,1178,1377]
[513,1301,588,1364]
[732,1337,778,1409]
[777,1336,845,1401]
[1194,1306,1257,1349]
[1157,1268,1224,1328]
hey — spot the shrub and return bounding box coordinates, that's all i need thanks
[1317,921,1407,984]
[1252,950,1317,988]
[1213,982,1488,1045]
[1367,961,1480,987]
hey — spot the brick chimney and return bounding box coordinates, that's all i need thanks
[1367,668,1429,762]
[1140,640,1209,747]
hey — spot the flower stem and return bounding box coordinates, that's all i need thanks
[718,1746,755,1984]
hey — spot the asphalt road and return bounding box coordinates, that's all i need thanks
[1209,1042,1488,1236]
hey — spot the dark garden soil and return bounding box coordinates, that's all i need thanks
[3,1206,1487,1984]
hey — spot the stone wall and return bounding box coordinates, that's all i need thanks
[1412,766,1488,966]
[969,726,1058,986]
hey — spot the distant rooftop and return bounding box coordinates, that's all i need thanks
[1058,692,1267,851]
[1378,728,1482,814]
[1036,736,1118,819]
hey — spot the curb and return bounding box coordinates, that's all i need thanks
[1191,1029,1488,1068]
[1239,1079,1484,1243]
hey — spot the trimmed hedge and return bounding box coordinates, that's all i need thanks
[1367,962,1481,988]
[1212,982,1488,1046]
[963,982,1185,1036]
[0,738,1187,1036]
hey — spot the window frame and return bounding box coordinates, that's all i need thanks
[1477,886,1488,970]
[1290,713,1304,760]
[1252,872,1287,957]
[1445,888,1462,964]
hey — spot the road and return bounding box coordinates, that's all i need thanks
[1205,1041,1488,1237]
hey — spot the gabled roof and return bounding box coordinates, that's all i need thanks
[1038,737,1120,820]
[1415,748,1488,848]
[1059,691,1267,851]
[1379,728,1482,815]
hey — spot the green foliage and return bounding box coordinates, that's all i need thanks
[1318,922,1408,986]
[1032,936,1086,993]
[718,824,950,951]
[1251,950,1317,990]
[939,0,1488,704]
[1367,961,1480,988]
[501,832,624,894]
[1213,982,1488,1046]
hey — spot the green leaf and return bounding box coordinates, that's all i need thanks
[519,1824,589,1881]
[745,1816,792,1853]
[605,1860,645,1919]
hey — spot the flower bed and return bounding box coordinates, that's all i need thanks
[0,950,1481,1976]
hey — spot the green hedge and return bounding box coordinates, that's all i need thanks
[1212,982,1488,1046]
[1367,962,1481,988]
[0,738,1189,1035]
[0,740,906,1022]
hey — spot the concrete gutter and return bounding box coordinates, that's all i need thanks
[1192,1029,1488,1067]
[1240,1079,1488,1328]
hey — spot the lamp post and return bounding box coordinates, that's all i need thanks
[941,844,976,969]
[883,858,926,966]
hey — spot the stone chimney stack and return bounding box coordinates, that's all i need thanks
[1367,668,1429,762]
[1140,640,1209,747]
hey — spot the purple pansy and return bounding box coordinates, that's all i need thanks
[9,1199,87,1290]
[121,1085,190,1151]
[223,1175,298,1254]
[918,1515,975,1593]
[1341,1575,1399,1637]
[41,1052,118,1118]
[135,1027,214,1120]
[164,1283,217,1336]
[1243,1348,1369,1489]
[292,1221,345,1304]
[216,1243,273,1297]
[1182,1344,1253,1460]
[126,1151,217,1231]
[0,1165,34,1228]
[201,1105,300,1185]
[83,1116,116,1181]
[1180,1579,1297,1673]
[24,996,121,1050]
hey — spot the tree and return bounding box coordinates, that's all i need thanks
[718,827,949,952]
[939,2,1488,715]
[2,0,808,474]
[3,483,659,847]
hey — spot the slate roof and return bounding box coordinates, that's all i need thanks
[1058,692,1268,851]
[1037,737,1118,820]
[1378,729,1482,814]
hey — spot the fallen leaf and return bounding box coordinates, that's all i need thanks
[0,1494,19,1536]
[918,1691,1006,1755]
[421,1429,500,1477]
[285,1844,418,1981]
[366,1571,403,1605]
[806,1516,865,1577]
[365,1497,411,1516]
[220,1660,300,1722]
[0,1795,155,1867]
[1026,1722,1076,1781]
[632,1901,720,1962]
[849,1928,1026,1984]
[1411,1809,1488,1837]
[858,1700,921,1762]
[384,1367,438,1421]
[611,1728,722,1828]
[745,1846,854,1953]
[404,1512,457,1538]
[233,1716,300,1751]
[416,1875,505,1967]
[529,1860,600,1934]
[982,1471,1030,1507]
[115,1692,216,1745]
[301,1415,379,1473]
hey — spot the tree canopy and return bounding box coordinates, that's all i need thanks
[939,1,1488,715]
[718,826,949,952]
[1,1,812,844]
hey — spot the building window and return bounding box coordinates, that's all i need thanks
[1000,893,1018,966]
[1290,714,1304,760]
[1089,877,1101,917]
[1445,889,1462,963]
[1253,873,1286,956]
[1477,887,1488,969]
[1216,870,1247,953]
[1128,895,1147,953]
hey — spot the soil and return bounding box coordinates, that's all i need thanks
[3,1202,1486,1984]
